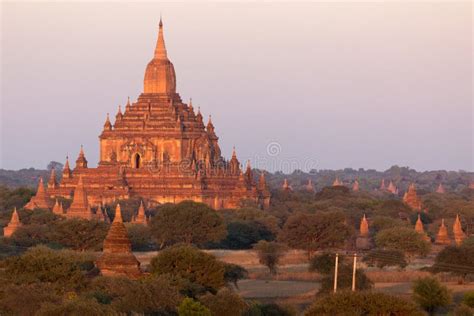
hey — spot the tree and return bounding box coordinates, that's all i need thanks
[278,211,351,258]
[0,246,93,292]
[49,218,108,251]
[463,291,474,308]
[308,252,336,274]
[178,298,211,316]
[37,297,115,315]
[150,244,226,293]
[0,283,61,315]
[412,277,451,315]
[304,291,423,315]
[224,263,248,289]
[199,288,247,316]
[363,249,408,269]
[125,223,155,251]
[432,244,474,283]
[47,161,64,172]
[370,215,405,233]
[150,201,226,247]
[375,227,430,259]
[253,241,287,275]
[88,275,182,314]
[215,220,274,249]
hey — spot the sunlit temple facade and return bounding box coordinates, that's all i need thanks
[28,19,270,213]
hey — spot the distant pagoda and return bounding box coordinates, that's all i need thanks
[414,214,430,242]
[352,180,360,192]
[435,219,451,246]
[26,19,268,211]
[453,214,465,246]
[403,183,423,211]
[356,214,371,250]
[305,179,315,192]
[65,175,94,220]
[436,184,446,194]
[387,181,398,195]
[333,178,343,186]
[3,208,22,237]
[96,204,141,278]
[52,199,64,215]
[25,178,52,210]
[132,200,147,225]
[282,178,292,192]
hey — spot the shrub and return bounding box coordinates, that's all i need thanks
[304,291,423,315]
[200,288,247,316]
[412,277,451,315]
[308,252,336,274]
[178,298,211,316]
[462,290,474,308]
[363,249,407,269]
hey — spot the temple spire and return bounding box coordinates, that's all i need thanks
[360,214,369,237]
[154,18,168,59]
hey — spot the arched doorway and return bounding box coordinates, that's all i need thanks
[134,153,141,169]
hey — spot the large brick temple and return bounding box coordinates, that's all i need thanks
[27,19,270,213]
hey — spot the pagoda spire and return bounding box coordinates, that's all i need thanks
[63,156,72,179]
[75,145,88,168]
[360,214,369,237]
[435,219,451,245]
[114,203,123,223]
[3,208,22,237]
[436,183,446,194]
[25,177,51,210]
[103,113,112,130]
[282,178,292,191]
[52,199,64,215]
[48,168,58,189]
[453,214,465,246]
[66,175,92,220]
[154,17,168,60]
[415,214,430,242]
[134,201,147,225]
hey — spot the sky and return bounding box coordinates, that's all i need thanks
[1,1,472,172]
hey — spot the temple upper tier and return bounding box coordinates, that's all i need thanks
[26,19,269,212]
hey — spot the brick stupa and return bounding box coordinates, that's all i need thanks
[380,179,386,191]
[403,183,422,211]
[333,178,343,186]
[415,214,430,242]
[436,184,446,194]
[387,181,398,195]
[132,200,147,225]
[435,219,451,245]
[3,208,22,237]
[52,199,64,215]
[356,214,371,250]
[25,178,51,210]
[96,204,141,278]
[352,180,360,192]
[35,20,269,211]
[453,214,466,246]
[66,175,94,220]
[282,179,292,192]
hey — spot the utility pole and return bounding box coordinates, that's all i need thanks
[352,253,357,291]
[333,253,339,293]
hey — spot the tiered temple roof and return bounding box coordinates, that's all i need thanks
[34,19,267,211]
[435,219,451,245]
[25,178,51,210]
[3,208,22,237]
[96,204,141,278]
[403,183,422,211]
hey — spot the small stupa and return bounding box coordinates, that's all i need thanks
[25,178,51,210]
[66,175,94,220]
[435,219,451,245]
[282,179,292,192]
[403,183,423,211]
[305,179,315,192]
[132,200,147,225]
[415,214,431,242]
[356,214,371,250]
[52,199,64,215]
[352,180,360,192]
[333,178,343,186]
[96,204,141,278]
[436,184,446,194]
[3,208,22,237]
[453,214,465,246]
[387,181,398,194]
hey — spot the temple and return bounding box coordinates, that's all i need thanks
[96,204,142,278]
[3,208,22,237]
[403,183,422,211]
[435,219,451,245]
[27,20,268,212]
[414,214,430,242]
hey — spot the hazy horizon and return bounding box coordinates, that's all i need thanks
[1,2,472,172]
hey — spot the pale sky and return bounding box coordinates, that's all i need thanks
[1,1,472,172]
